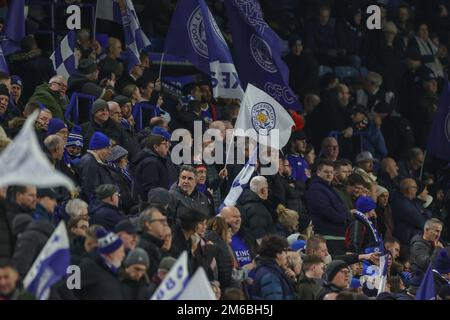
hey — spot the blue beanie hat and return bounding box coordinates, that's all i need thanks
[66,125,84,148]
[89,131,110,150]
[435,249,450,274]
[47,118,67,135]
[151,126,171,141]
[96,227,123,254]
[356,196,376,213]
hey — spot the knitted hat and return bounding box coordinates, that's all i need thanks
[355,196,377,213]
[298,213,312,233]
[124,248,149,268]
[0,84,9,97]
[435,249,450,274]
[96,227,123,254]
[47,118,67,135]
[151,126,171,141]
[91,99,109,115]
[105,145,128,163]
[78,58,98,74]
[325,260,348,282]
[95,184,119,200]
[376,185,389,197]
[88,131,110,150]
[356,151,375,163]
[158,256,177,272]
[11,75,23,87]
[66,125,84,148]
[113,95,131,106]
[147,187,170,207]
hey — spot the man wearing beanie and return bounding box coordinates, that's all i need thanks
[79,131,115,202]
[47,118,68,142]
[90,184,126,231]
[65,125,84,164]
[410,218,444,288]
[29,75,69,120]
[119,248,151,300]
[318,260,350,299]
[77,227,126,299]
[345,195,379,253]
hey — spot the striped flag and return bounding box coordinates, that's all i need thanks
[50,31,76,80]
[23,222,71,300]
[178,267,217,300]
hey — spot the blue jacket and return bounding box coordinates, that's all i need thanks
[305,176,351,237]
[251,257,295,300]
[287,153,309,182]
[354,123,388,160]
[391,192,430,245]
[80,152,115,202]
[89,200,126,231]
[32,203,54,224]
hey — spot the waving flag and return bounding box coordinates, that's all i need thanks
[0,43,8,73]
[165,0,244,100]
[178,267,216,300]
[222,147,257,207]
[416,264,436,300]
[120,0,151,71]
[23,222,71,300]
[50,31,76,80]
[234,83,294,149]
[427,80,450,161]
[150,251,190,300]
[1,0,25,55]
[224,0,301,110]
[96,0,122,23]
[0,111,75,190]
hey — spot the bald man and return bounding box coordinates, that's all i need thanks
[220,206,256,271]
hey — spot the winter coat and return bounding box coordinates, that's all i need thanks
[305,176,351,237]
[251,257,295,300]
[409,234,438,277]
[77,251,127,300]
[204,230,233,289]
[237,189,276,241]
[168,185,213,224]
[296,273,323,300]
[12,220,55,277]
[79,152,115,202]
[119,270,151,300]
[0,201,14,259]
[132,148,178,202]
[137,232,164,278]
[81,118,127,153]
[29,83,67,120]
[89,200,126,231]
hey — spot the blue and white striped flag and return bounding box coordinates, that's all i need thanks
[23,222,71,300]
[95,0,122,23]
[120,0,151,71]
[150,251,190,300]
[0,43,8,73]
[222,147,258,208]
[50,31,76,80]
[178,267,216,300]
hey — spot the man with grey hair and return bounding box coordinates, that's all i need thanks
[237,176,276,243]
[29,75,68,120]
[398,147,424,180]
[137,207,167,277]
[44,134,65,164]
[356,71,396,114]
[65,198,89,219]
[410,218,444,283]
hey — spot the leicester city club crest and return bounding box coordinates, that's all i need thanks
[250,34,276,73]
[187,6,226,59]
[251,102,276,136]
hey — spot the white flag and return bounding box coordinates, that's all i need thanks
[23,222,71,300]
[234,83,294,149]
[150,251,190,300]
[0,110,75,190]
[178,267,216,300]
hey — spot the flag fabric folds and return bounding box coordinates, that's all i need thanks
[1,0,25,55]
[0,111,75,190]
[23,222,71,300]
[427,80,450,161]
[233,83,294,149]
[50,31,76,80]
[0,43,9,73]
[150,251,190,300]
[415,264,436,300]
[165,0,244,100]
[224,0,301,110]
[178,267,217,300]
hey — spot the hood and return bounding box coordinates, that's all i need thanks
[410,234,429,246]
[255,255,278,269]
[67,73,89,88]
[26,220,55,238]
[9,48,43,63]
[238,189,262,206]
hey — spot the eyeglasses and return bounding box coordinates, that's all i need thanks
[51,82,67,88]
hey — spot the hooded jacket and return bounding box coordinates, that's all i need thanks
[29,83,68,120]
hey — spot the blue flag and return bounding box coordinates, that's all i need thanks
[50,31,76,80]
[23,222,71,300]
[427,80,450,161]
[120,0,151,72]
[165,0,244,100]
[224,0,301,110]
[415,263,436,300]
[1,0,25,55]
[0,43,8,73]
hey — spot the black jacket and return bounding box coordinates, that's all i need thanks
[138,232,164,278]
[132,148,178,202]
[204,230,233,289]
[77,251,126,300]
[81,118,129,154]
[237,189,276,241]
[168,185,213,223]
[89,200,127,231]
[0,200,14,259]
[410,234,438,277]
[79,152,115,202]
[12,220,55,277]
[119,270,151,300]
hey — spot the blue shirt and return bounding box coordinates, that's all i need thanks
[287,153,310,182]
[231,234,252,268]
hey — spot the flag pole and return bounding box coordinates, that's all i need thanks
[158,52,165,80]
[420,150,427,181]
